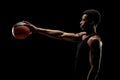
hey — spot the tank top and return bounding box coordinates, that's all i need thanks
[73,33,97,80]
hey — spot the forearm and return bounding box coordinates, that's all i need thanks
[35,27,64,39]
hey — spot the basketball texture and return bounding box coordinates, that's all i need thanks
[12,25,31,39]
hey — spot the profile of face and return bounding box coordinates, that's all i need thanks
[80,14,93,31]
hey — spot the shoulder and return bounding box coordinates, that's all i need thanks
[87,35,103,47]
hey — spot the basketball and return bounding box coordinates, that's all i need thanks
[12,25,31,39]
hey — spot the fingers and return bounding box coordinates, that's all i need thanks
[22,21,38,32]
[22,21,36,28]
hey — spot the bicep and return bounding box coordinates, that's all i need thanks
[59,32,82,42]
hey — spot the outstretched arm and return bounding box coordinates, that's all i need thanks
[87,38,102,80]
[24,21,86,42]
[35,28,86,42]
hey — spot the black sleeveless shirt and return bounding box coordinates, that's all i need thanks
[73,33,97,80]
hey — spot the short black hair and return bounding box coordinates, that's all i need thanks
[83,9,101,25]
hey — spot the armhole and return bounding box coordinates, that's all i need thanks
[77,33,86,42]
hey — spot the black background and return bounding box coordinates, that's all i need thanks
[1,0,119,80]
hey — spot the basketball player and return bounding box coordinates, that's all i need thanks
[23,9,103,80]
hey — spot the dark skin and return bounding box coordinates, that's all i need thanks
[23,14,102,80]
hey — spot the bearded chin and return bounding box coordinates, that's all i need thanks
[80,25,84,31]
[82,28,87,32]
[80,26,86,31]
[80,24,91,32]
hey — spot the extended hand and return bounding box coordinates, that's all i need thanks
[22,21,38,32]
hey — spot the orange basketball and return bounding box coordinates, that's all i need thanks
[12,25,31,39]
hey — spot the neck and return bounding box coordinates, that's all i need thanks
[86,25,97,35]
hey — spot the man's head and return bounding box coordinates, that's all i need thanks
[80,9,101,32]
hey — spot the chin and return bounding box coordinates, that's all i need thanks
[81,29,85,31]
